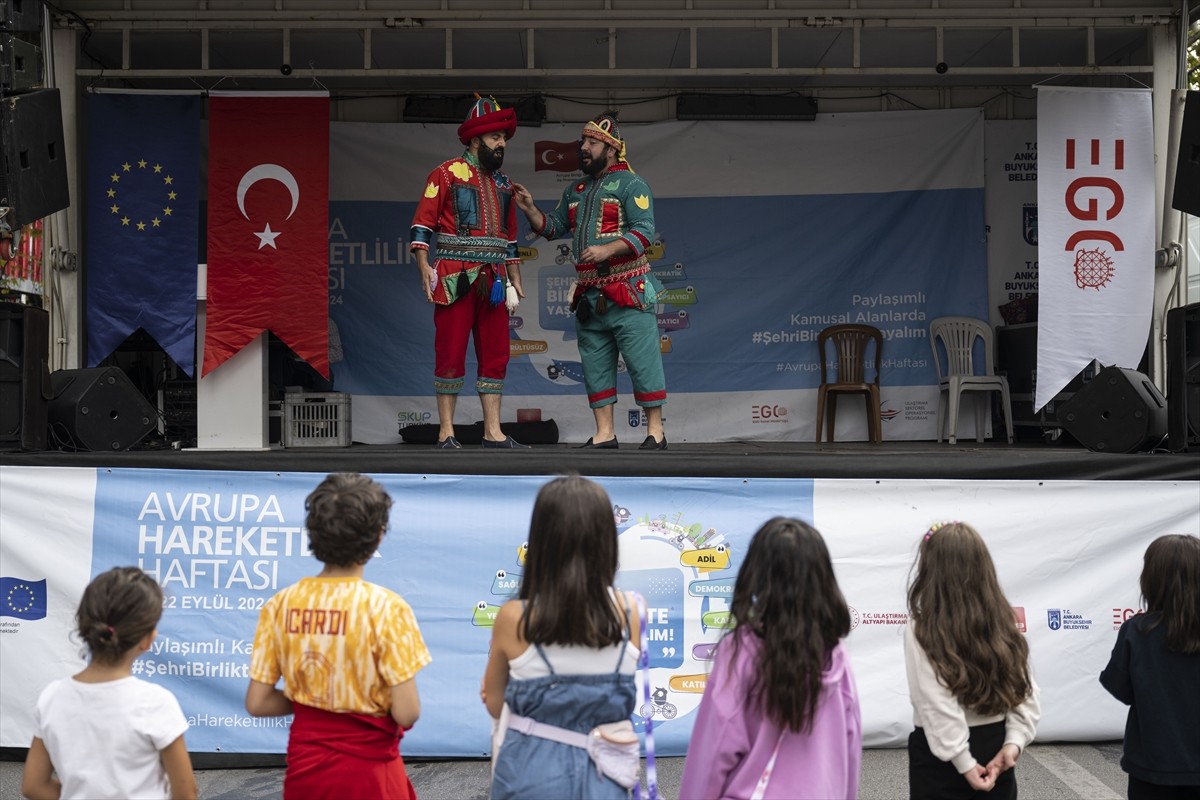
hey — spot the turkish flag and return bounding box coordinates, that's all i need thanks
[533,140,580,172]
[203,92,330,377]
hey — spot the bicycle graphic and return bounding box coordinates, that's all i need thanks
[639,686,678,720]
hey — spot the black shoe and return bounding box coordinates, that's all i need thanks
[435,436,462,449]
[577,437,619,449]
[638,435,667,451]
[481,435,531,449]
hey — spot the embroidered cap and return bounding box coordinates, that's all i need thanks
[458,95,518,145]
[581,112,627,164]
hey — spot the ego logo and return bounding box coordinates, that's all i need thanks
[1112,607,1142,629]
[751,404,788,423]
[1062,137,1129,290]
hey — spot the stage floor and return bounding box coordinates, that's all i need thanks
[2,439,1196,481]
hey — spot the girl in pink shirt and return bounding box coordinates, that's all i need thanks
[679,517,862,800]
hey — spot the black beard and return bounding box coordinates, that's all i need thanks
[580,148,609,176]
[478,143,505,171]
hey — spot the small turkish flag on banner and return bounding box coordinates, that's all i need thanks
[533,140,580,172]
[203,92,330,377]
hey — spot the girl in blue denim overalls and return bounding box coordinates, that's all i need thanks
[483,475,641,799]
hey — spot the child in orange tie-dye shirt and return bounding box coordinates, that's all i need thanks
[245,472,431,800]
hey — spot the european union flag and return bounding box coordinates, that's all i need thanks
[86,93,201,376]
[0,577,47,620]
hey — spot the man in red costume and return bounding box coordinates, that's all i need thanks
[410,96,529,449]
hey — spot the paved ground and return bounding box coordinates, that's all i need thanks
[0,742,1131,799]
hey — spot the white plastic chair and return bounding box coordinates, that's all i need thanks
[929,316,1014,444]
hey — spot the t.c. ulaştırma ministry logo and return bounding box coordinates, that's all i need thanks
[1,577,48,621]
[846,605,905,631]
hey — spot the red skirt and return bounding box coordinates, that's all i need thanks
[283,702,415,800]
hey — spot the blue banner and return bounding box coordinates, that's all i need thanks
[86,93,201,376]
[329,189,986,399]
[5,465,1197,749]
[88,468,815,755]
[326,113,988,442]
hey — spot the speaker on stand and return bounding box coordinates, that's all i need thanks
[0,301,49,450]
[1166,302,1200,452]
[1057,366,1168,453]
[1172,91,1200,217]
[1,0,46,34]
[0,87,70,227]
[46,367,159,451]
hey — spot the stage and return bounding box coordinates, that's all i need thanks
[1,438,1196,481]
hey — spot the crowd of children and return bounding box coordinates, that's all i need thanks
[19,472,1200,800]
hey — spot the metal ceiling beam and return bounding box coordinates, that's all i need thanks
[55,1,1173,93]
[60,8,1178,26]
[72,65,1156,78]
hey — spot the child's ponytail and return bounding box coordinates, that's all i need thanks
[75,567,164,664]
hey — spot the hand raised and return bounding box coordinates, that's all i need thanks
[511,183,536,213]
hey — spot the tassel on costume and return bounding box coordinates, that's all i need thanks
[595,295,608,315]
[489,269,505,306]
[456,268,470,298]
[576,295,592,323]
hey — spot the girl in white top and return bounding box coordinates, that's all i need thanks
[904,522,1040,800]
[21,567,196,800]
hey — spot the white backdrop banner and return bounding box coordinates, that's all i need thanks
[3,465,1197,754]
[1035,88,1155,411]
[326,110,988,444]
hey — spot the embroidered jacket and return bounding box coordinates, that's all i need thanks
[410,152,520,306]
[535,163,656,307]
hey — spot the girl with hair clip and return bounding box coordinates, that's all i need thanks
[483,474,642,800]
[21,567,197,800]
[905,521,1040,800]
[1100,534,1200,800]
[679,517,862,800]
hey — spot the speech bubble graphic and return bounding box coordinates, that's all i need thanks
[668,673,709,693]
[491,569,522,596]
[701,609,734,632]
[471,601,503,627]
[681,545,731,573]
[688,577,735,599]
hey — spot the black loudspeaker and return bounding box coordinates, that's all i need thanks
[0,87,69,227]
[1173,91,1200,217]
[1,0,43,34]
[47,367,158,451]
[1166,302,1200,452]
[1057,366,1168,453]
[0,301,48,450]
[1,34,41,91]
